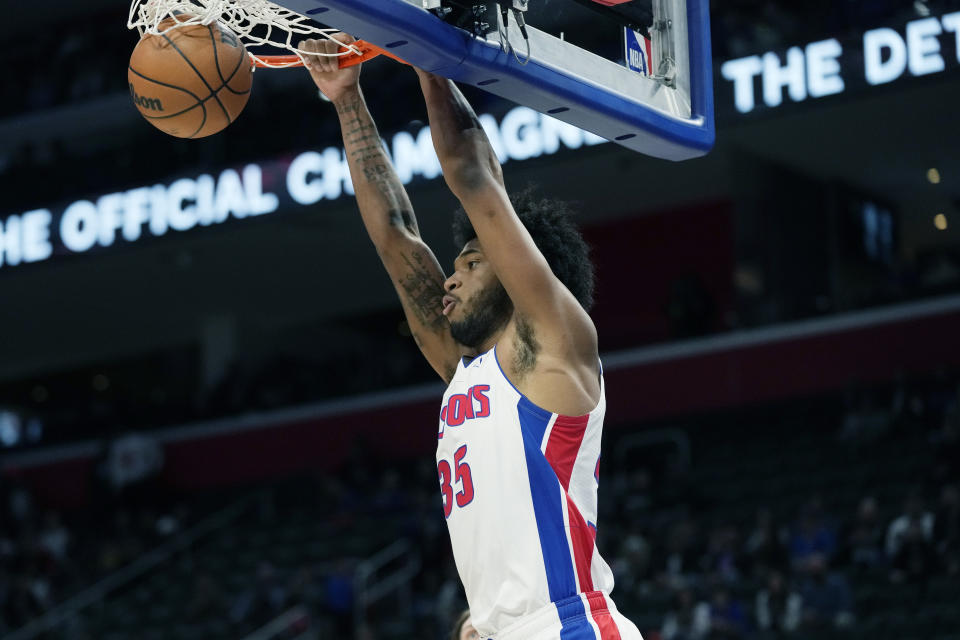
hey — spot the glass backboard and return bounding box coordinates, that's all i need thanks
[275,0,714,161]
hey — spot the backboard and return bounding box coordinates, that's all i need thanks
[275,0,714,161]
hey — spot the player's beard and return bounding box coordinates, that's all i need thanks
[449,281,513,350]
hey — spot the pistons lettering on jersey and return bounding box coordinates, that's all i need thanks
[438,384,490,439]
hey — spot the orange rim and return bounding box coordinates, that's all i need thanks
[252,40,408,69]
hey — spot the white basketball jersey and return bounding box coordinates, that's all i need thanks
[436,345,641,640]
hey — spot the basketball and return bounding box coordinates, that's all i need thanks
[128,17,252,138]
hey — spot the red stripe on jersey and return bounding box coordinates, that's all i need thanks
[544,414,589,491]
[566,494,595,592]
[585,591,623,640]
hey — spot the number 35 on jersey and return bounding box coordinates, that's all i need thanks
[438,444,474,518]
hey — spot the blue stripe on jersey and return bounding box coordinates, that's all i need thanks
[516,396,579,604]
[561,616,598,639]
[556,594,594,639]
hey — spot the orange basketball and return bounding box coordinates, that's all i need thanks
[128,17,253,138]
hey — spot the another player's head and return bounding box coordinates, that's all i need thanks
[446,187,595,349]
[450,609,479,640]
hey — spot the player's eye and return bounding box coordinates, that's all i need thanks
[468,260,479,269]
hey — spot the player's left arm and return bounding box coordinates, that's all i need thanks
[416,71,597,359]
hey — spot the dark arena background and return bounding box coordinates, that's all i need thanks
[2,1,960,639]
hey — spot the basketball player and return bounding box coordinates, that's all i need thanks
[302,33,642,640]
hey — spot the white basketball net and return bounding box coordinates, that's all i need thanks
[127,0,361,68]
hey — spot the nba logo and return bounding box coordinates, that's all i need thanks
[624,28,653,77]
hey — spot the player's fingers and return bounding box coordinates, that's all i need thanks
[299,38,322,69]
[302,39,336,74]
[327,32,360,71]
[312,37,340,73]
[300,36,355,74]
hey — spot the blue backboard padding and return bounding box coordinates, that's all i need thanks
[284,0,714,161]
[688,0,716,154]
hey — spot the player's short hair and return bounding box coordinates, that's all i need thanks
[452,186,595,311]
[449,609,471,640]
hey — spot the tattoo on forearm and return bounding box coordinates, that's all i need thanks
[338,97,409,206]
[334,96,361,117]
[351,151,382,162]
[346,132,381,146]
[363,164,391,182]
[336,90,447,357]
[398,251,446,330]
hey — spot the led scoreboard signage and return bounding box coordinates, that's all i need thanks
[721,11,960,114]
[0,108,605,271]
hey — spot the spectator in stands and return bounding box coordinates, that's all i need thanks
[611,532,653,598]
[702,525,742,584]
[656,516,702,590]
[745,508,789,578]
[97,510,145,573]
[620,468,656,522]
[322,558,354,636]
[797,553,854,631]
[843,496,885,572]
[23,562,53,618]
[839,390,892,442]
[661,588,711,640]
[37,511,70,564]
[931,419,959,484]
[371,469,410,513]
[885,492,934,559]
[153,505,183,538]
[287,565,322,613]
[450,609,479,640]
[789,498,837,570]
[229,561,288,630]
[707,587,749,639]
[889,513,937,589]
[933,483,959,575]
[755,570,802,636]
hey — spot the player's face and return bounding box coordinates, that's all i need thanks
[459,617,480,640]
[443,240,513,349]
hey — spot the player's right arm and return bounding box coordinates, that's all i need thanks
[301,36,461,382]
